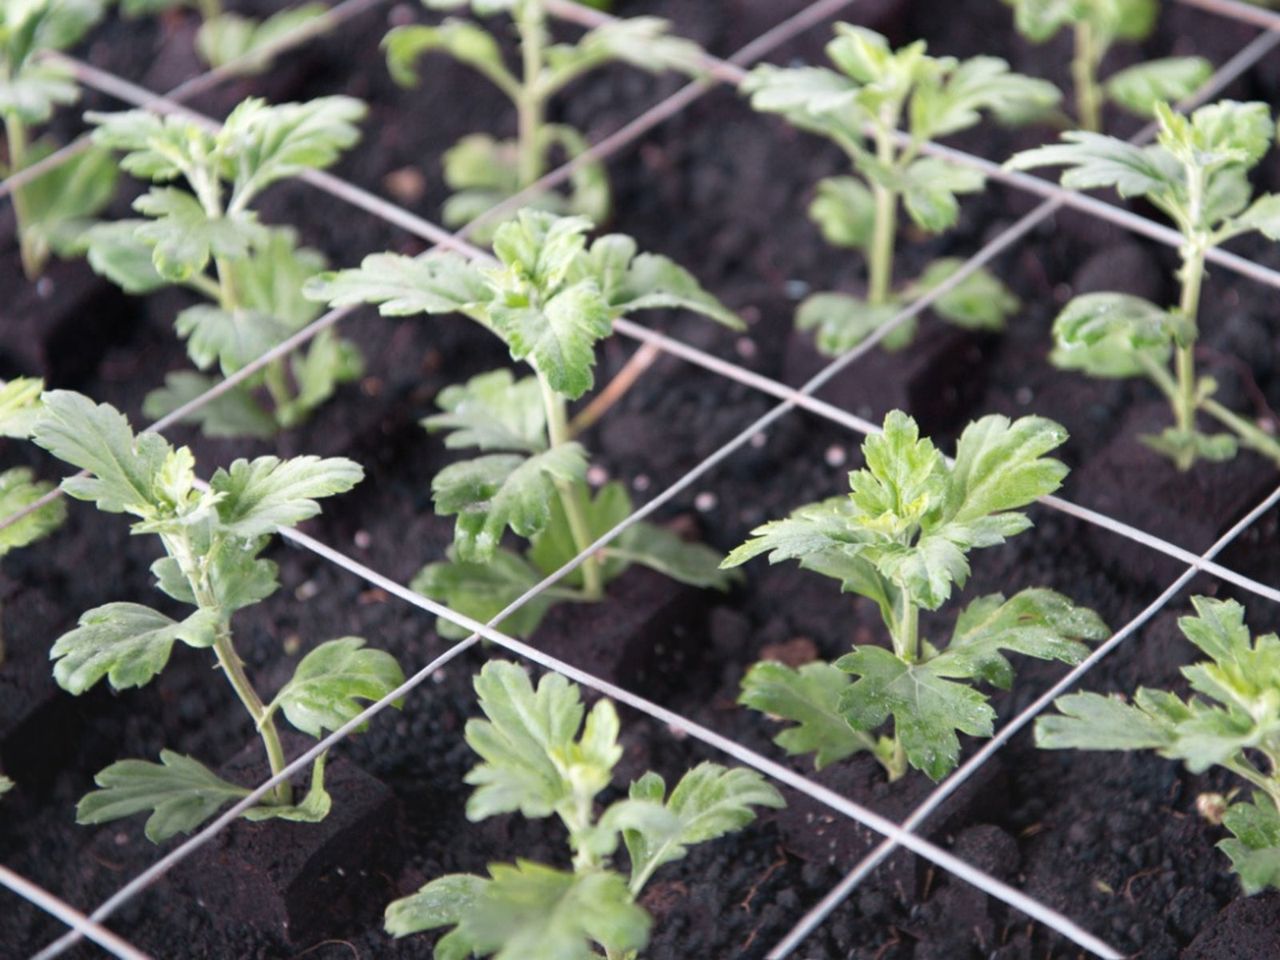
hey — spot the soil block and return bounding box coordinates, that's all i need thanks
[1184,892,1280,960]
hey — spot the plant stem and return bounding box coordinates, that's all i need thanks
[4,114,39,279]
[515,2,548,188]
[867,129,898,308]
[1172,242,1205,470]
[1201,397,1280,466]
[892,596,920,663]
[1071,21,1103,132]
[539,375,604,600]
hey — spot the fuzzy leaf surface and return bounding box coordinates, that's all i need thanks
[269,637,405,738]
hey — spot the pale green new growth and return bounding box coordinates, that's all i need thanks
[726,411,1107,780]
[308,209,739,636]
[117,0,327,73]
[384,661,784,959]
[743,24,1059,355]
[83,97,367,436]
[32,390,404,841]
[0,0,119,278]
[1002,0,1210,131]
[385,0,707,239]
[1038,597,1280,894]
[1009,100,1280,470]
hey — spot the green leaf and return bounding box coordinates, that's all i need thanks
[907,259,1019,330]
[1006,132,1179,199]
[738,660,869,769]
[412,548,556,640]
[620,764,784,890]
[1141,427,1238,467]
[0,377,45,438]
[1034,689,1180,752]
[910,55,1060,140]
[76,750,249,843]
[555,16,706,85]
[808,176,876,250]
[933,589,1107,688]
[850,409,948,536]
[1221,794,1280,894]
[12,141,118,273]
[143,372,277,439]
[269,637,405,739]
[585,235,741,329]
[384,20,516,94]
[33,390,170,516]
[0,57,78,125]
[425,370,548,453]
[209,455,363,539]
[836,645,994,779]
[385,873,489,942]
[528,480,633,586]
[82,220,168,294]
[88,109,211,182]
[900,158,984,233]
[195,5,328,74]
[225,226,328,331]
[0,774,12,796]
[464,661,617,821]
[1105,57,1212,117]
[463,861,649,960]
[795,293,907,356]
[50,602,213,695]
[304,251,491,317]
[133,187,265,282]
[1051,292,1176,378]
[174,304,294,376]
[1222,193,1280,242]
[608,521,739,591]
[1156,100,1274,172]
[0,467,65,557]
[432,446,587,563]
[284,329,363,427]
[240,753,332,824]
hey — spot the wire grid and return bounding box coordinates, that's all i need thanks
[4,0,1280,956]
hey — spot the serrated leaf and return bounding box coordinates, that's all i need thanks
[432,445,587,563]
[836,645,994,779]
[850,409,948,535]
[0,58,78,125]
[1034,689,1179,751]
[911,55,1060,140]
[269,637,405,738]
[195,5,328,74]
[385,873,489,942]
[907,259,1019,330]
[1141,427,1238,467]
[1157,100,1274,171]
[209,455,363,539]
[1222,193,1280,242]
[619,764,783,890]
[412,548,556,641]
[82,219,168,294]
[1221,794,1280,894]
[585,235,740,329]
[608,520,738,591]
[552,16,706,87]
[944,413,1068,533]
[738,660,870,769]
[133,187,265,282]
[1105,57,1212,117]
[76,750,249,843]
[527,480,633,587]
[50,602,215,694]
[932,589,1107,688]
[1051,292,1177,378]
[899,157,984,233]
[384,20,516,93]
[795,293,907,356]
[88,109,211,182]
[33,390,170,516]
[808,176,876,250]
[0,377,45,438]
[225,226,327,331]
[0,467,64,557]
[239,753,331,824]
[489,282,612,400]
[304,251,491,317]
[12,141,118,273]
[425,370,548,453]
[174,304,294,376]
[143,371,277,439]
[1006,133,1179,198]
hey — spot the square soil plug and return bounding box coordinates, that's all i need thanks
[176,744,401,944]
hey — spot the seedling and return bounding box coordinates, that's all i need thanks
[384,660,785,958]
[1,0,119,278]
[82,96,367,437]
[384,0,708,239]
[115,0,327,72]
[1002,0,1211,131]
[1009,99,1280,470]
[1038,596,1280,893]
[723,410,1108,780]
[31,391,405,841]
[0,378,67,666]
[743,24,1059,356]
[308,209,741,638]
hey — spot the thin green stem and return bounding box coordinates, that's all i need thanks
[539,375,604,600]
[867,129,898,308]
[1224,757,1280,810]
[1172,242,1206,469]
[884,740,908,782]
[1072,21,1103,133]
[1201,397,1280,466]
[5,114,40,279]
[515,2,548,188]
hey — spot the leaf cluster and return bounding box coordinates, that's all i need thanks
[726,411,1108,778]
[1037,597,1280,893]
[0,379,66,559]
[384,661,784,959]
[32,391,404,841]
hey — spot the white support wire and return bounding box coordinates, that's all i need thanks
[768,479,1280,958]
[0,0,391,203]
[1174,0,1280,31]
[0,865,152,960]
[14,3,1280,958]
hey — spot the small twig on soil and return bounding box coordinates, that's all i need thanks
[291,939,360,959]
[920,864,937,900]
[568,342,661,438]
[872,929,903,960]
[1122,866,1162,903]
[740,846,789,910]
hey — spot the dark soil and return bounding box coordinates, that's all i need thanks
[3,0,1280,959]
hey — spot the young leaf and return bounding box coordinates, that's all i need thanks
[424,370,548,453]
[209,455,364,539]
[33,390,170,517]
[587,236,741,330]
[608,521,737,592]
[143,371,278,439]
[412,548,556,641]
[195,5,328,74]
[239,753,332,825]
[809,176,876,250]
[76,750,250,843]
[385,873,489,942]
[384,20,516,93]
[0,377,45,438]
[1220,794,1280,895]
[795,293,905,356]
[550,17,706,88]
[132,187,265,282]
[11,142,119,273]
[1051,292,1178,378]
[1034,689,1180,751]
[910,54,1060,139]
[269,637,406,738]
[900,158,985,233]
[850,409,948,535]
[432,445,588,563]
[738,660,871,769]
[835,645,994,779]
[905,259,1020,330]
[304,251,491,316]
[620,764,784,890]
[174,304,294,375]
[0,467,64,556]
[1105,57,1212,117]
[81,220,168,294]
[51,602,213,695]
[1006,133,1178,198]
